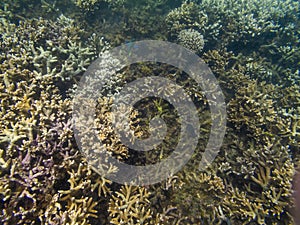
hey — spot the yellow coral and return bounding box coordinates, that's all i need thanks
[108,185,153,224]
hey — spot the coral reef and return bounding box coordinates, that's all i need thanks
[166,0,300,84]
[0,0,299,224]
[72,0,125,11]
[0,12,110,224]
[165,1,208,38]
[203,48,298,224]
[177,28,205,53]
[108,185,155,224]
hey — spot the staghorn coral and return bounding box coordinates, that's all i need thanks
[218,132,295,223]
[108,184,154,225]
[0,100,75,224]
[0,13,111,224]
[56,161,113,224]
[202,48,298,224]
[166,0,300,57]
[0,0,299,225]
[162,170,227,224]
[0,15,100,83]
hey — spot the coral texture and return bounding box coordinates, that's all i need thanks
[177,28,205,53]
[0,0,299,224]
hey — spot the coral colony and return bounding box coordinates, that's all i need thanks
[0,0,299,224]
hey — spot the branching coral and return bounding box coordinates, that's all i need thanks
[165,170,227,224]
[167,0,300,57]
[165,1,208,38]
[0,15,106,85]
[108,184,154,224]
[198,47,298,224]
[56,162,113,224]
[0,12,111,224]
[0,1,299,225]
[72,0,125,11]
